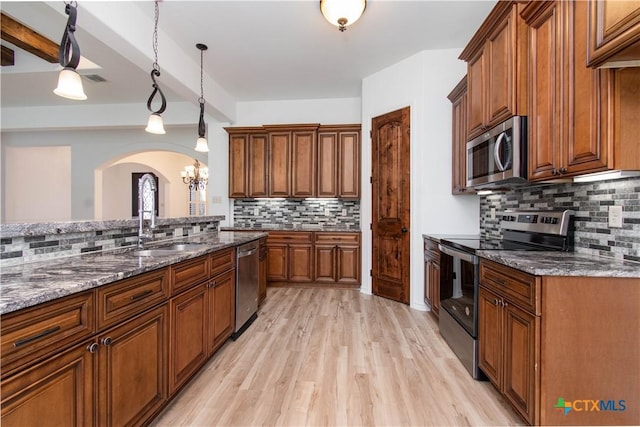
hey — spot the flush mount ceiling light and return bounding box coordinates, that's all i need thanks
[145,0,167,135]
[181,159,209,191]
[53,1,87,100]
[194,43,209,152]
[320,0,366,32]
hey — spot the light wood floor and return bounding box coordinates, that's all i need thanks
[152,287,524,426]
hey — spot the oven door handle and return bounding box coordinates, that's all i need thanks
[438,244,479,265]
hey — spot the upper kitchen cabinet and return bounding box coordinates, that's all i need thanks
[459,1,529,141]
[264,124,318,198]
[317,125,361,198]
[523,0,640,181]
[447,77,474,195]
[587,0,640,68]
[226,123,360,199]
[226,127,268,198]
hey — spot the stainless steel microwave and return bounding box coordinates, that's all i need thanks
[466,116,528,188]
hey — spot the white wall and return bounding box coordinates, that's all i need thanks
[361,49,480,310]
[234,98,361,125]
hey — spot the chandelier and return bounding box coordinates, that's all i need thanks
[181,159,208,191]
[320,0,366,32]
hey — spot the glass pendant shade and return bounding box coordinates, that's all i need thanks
[145,113,166,134]
[195,137,209,152]
[53,68,87,100]
[320,0,366,31]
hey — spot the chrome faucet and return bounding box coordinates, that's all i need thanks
[138,173,157,248]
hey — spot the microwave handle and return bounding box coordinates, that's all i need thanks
[493,132,512,172]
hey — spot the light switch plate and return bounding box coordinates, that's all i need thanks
[608,205,623,228]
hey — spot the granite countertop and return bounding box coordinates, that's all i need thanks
[479,250,640,278]
[422,233,480,242]
[223,225,360,232]
[0,231,267,315]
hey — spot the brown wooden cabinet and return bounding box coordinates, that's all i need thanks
[266,231,314,283]
[587,0,640,67]
[0,340,95,427]
[447,77,474,195]
[523,0,640,181]
[207,269,235,354]
[478,261,540,425]
[169,283,208,395]
[314,232,360,285]
[460,1,528,140]
[317,125,361,198]
[97,304,168,427]
[423,237,441,317]
[226,123,359,199]
[226,127,268,198]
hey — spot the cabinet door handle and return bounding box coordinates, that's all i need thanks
[101,337,112,346]
[494,298,500,306]
[13,326,61,348]
[501,300,508,307]
[130,289,153,301]
[559,167,567,174]
[87,342,99,353]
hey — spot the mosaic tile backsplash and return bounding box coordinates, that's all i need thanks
[233,199,360,229]
[480,176,640,262]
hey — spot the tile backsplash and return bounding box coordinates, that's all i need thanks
[233,199,360,229]
[480,176,640,262]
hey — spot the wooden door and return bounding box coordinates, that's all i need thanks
[169,283,207,395]
[228,134,248,197]
[288,244,314,282]
[448,76,470,194]
[503,302,538,425]
[466,48,486,139]
[314,244,336,283]
[478,287,502,387]
[525,0,562,180]
[248,133,268,197]
[338,129,360,198]
[336,245,360,285]
[486,9,515,126]
[266,244,287,282]
[427,259,441,316]
[209,270,235,354]
[317,131,338,197]
[291,129,316,197]
[97,305,168,427]
[371,107,411,304]
[268,131,291,197]
[1,342,94,427]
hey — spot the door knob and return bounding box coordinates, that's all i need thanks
[401,227,408,233]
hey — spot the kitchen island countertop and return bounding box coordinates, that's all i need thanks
[0,231,267,315]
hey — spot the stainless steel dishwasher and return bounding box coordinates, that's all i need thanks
[232,240,259,339]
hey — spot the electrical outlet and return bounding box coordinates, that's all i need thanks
[254,207,260,216]
[325,208,331,216]
[608,205,623,228]
[211,196,222,204]
[342,208,347,216]
[490,208,496,220]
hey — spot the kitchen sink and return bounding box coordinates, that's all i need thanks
[130,243,208,257]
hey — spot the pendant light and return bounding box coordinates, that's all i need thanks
[145,0,167,134]
[53,1,87,100]
[194,43,209,152]
[320,0,366,32]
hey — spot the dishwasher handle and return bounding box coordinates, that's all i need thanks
[237,246,258,258]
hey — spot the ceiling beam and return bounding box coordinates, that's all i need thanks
[1,12,59,63]
[1,45,15,66]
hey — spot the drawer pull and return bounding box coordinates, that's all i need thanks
[14,326,61,348]
[101,337,112,346]
[87,343,99,353]
[130,289,153,301]
[494,278,506,286]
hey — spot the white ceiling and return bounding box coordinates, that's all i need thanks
[1,1,495,120]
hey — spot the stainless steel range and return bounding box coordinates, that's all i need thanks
[438,209,574,379]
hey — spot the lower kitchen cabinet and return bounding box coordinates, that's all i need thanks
[288,244,314,282]
[314,232,360,285]
[266,232,314,284]
[423,237,441,316]
[169,283,208,395]
[207,269,235,355]
[266,243,288,282]
[97,304,168,427]
[0,340,95,427]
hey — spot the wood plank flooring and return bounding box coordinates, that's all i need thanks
[152,288,523,426]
